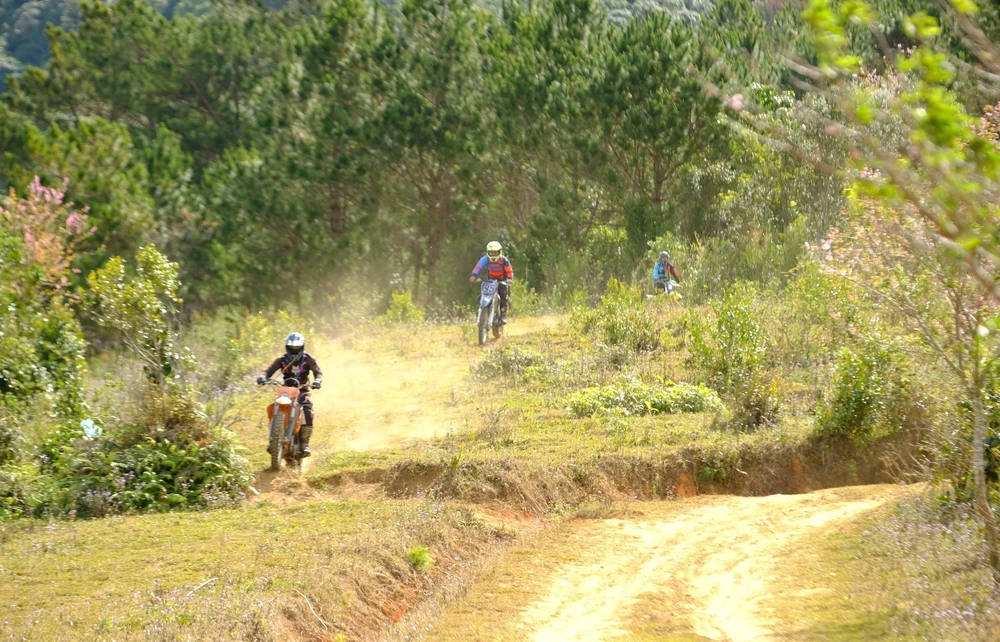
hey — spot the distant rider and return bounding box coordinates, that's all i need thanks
[470,241,514,324]
[653,251,681,294]
[256,333,323,457]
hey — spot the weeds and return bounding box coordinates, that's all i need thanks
[405,546,434,570]
[854,493,1000,639]
[378,290,425,324]
[815,336,921,442]
[475,346,551,381]
[572,279,659,352]
[566,380,723,418]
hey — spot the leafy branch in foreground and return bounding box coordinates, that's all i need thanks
[731,0,1000,584]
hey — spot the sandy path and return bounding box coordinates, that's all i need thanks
[429,485,911,641]
[308,340,469,452]
[308,315,562,453]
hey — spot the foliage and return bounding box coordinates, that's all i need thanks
[1,388,252,519]
[0,179,88,415]
[378,290,426,325]
[815,336,921,442]
[87,245,185,384]
[509,279,542,317]
[405,545,434,570]
[572,279,659,352]
[686,281,769,393]
[0,0,835,314]
[474,345,551,381]
[566,380,723,417]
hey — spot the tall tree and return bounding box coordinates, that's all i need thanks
[372,0,491,299]
[594,12,727,256]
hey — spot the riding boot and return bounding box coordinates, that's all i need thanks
[300,424,313,457]
[499,303,509,325]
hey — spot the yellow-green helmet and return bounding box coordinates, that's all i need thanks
[486,241,502,259]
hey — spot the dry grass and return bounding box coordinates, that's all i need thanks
[0,312,935,641]
[0,498,510,641]
[763,488,1000,642]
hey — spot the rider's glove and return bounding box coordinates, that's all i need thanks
[256,376,267,385]
[469,275,477,284]
[311,380,322,390]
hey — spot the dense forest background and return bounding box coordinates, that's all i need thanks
[3,0,1000,321]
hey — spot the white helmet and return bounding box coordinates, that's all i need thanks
[285,332,305,357]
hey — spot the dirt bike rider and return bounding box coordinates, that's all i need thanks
[653,251,681,294]
[256,333,322,457]
[469,241,514,324]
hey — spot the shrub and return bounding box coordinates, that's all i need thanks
[0,232,87,417]
[686,281,769,393]
[572,279,659,352]
[3,389,253,519]
[567,380,723,417]
[0,409,24,467]
[686,282,783,430]
[405,546,434,570]
[815,336,920,442]
[509,279,542,317]
[378,290,425,324]
[88,245,186,384]
[730,376,782,432]
[474,346,550,381]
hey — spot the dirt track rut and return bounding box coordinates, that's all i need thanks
[429,485,910,641]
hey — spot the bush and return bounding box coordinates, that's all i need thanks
[378,290,425,324]
[0,410,23,467]
[2,389,253,519]
[730,376,782,432]
[509,279,542,317]
[405,546,434,570]
[567,380,723,417]
[572,279,659,352]
[474,346,551,381]
[686,281,769,393]
[687,282,782,429]
[815,336,920,442]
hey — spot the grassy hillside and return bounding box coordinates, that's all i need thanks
[0,303,943,639]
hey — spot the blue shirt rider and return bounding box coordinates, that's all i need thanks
[470,241,513,324]
[653,251,681,294]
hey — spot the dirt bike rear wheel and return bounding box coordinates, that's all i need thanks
[287,431,301,471]
[492,322,502,339]
[268,411,284,471]
[478,307,489,346]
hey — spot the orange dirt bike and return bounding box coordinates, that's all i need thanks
[264,378,309,471]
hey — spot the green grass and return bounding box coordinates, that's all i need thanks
[765,490,1000,641]
[0,498,505,640]
[0,313,927,640]
[765,518,899,640]
[405,545,434,570]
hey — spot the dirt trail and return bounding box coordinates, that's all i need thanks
[306,315,561,454]
[428,485,912,641]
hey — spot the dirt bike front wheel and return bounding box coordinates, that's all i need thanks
[478,307,489,346]
[268,410,284,471]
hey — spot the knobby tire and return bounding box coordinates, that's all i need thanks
[269,410,284,471]
[478,307,489,346]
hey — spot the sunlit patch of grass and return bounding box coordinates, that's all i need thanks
[0,499,503,640]
[405,546,434,570]
[766,488,1000,642]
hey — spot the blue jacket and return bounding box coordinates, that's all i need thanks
[472,255,513,280]
[653,260,679,282]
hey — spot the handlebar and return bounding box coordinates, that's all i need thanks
[260,378,304,387]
